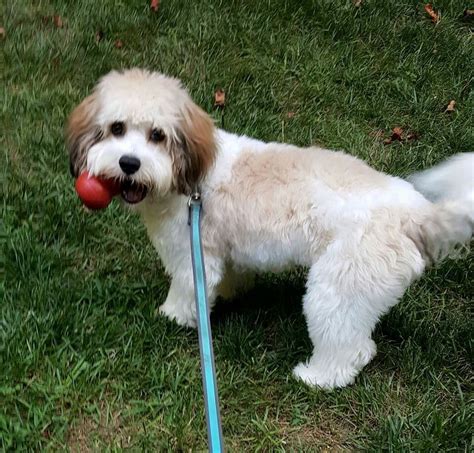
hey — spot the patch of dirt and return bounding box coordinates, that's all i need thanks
[278,416,356,451]
[67,403,137,452]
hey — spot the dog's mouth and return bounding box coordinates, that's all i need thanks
[121,180,148,204]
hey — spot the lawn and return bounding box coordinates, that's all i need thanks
[2,0,473,450]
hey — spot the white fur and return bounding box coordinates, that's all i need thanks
[408,152,474,204]
[76,69,473,389]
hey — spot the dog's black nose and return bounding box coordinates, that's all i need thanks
[119,155,141,175]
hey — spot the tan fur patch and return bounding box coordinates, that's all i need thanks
[66,93,102,177]
[170,102,216,194]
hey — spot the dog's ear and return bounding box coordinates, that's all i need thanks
[170,102,216,195]
[66,94,102,177]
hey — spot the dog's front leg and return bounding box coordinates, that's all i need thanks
[159,255,224,329]
[159,277,198,328]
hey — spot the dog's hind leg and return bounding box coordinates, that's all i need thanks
[293,232,424,389]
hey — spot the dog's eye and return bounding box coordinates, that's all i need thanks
[150,128,165,143]
[110,121,125,136]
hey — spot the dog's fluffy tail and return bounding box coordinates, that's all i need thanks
[406,153,473,264]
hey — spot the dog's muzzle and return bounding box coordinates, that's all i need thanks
[121,179,148,204]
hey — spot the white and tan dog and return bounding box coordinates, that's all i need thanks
[67,68,473,389]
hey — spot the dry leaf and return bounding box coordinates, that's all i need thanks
[424,4,439,23]
[391,127,404,141]
[53,14,63,28]
[214,89,225,108]
[151,0,160,12]
[463,9,474,19]
[114,39,123,49]
[95,30,104,43]
[445,100,456,113]
[286,112,296,119]
[353,0,362,7]
[0,27,5,38]
[384,127,404,145]
[384,127,417,144]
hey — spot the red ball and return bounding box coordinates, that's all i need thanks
[102,176,121,196]
[75,172,120,210]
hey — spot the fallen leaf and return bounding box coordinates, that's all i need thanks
[95,30,104,43]
[353,0,362,7]
[151,0,160,12]
[0,27,5,38]
[383,127,418,144]
[214,89,225,108]
[445,100,456,113]
[286,112,296,119]
[53,14,63,28]
[391,127,404,141]
[463,9,474,19]
[424,4,439,23]
[114,39,123,49]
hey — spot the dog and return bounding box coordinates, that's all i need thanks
[66,68,473,389]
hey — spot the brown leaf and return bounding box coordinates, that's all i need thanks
[353,0,362,7]
[445,100,456,113]
[463,9,474,19]
[214,89,225,108]
[53,14,63,28]
[0,27,5,38]
[286,111,296,119]
[424,4,439,23]
[391,127,404,141]
[150,0,160,12]
[114,39,123,49]
[95,30,104,43]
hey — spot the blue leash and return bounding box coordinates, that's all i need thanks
[189,192,224,453]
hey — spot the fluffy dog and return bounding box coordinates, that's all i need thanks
[67,68,473,389]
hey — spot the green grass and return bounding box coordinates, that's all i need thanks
[2,0,473,450]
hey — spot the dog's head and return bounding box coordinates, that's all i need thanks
[66,69,216,204]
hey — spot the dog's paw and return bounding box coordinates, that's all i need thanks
[292,361,357,390]
[158,301,197,329]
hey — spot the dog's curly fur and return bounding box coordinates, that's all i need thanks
[67,68,473,389]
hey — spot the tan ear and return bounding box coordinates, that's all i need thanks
[170,102,216,195]
[66,93,102,177]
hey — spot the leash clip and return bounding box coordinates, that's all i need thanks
[188,191,201,206]
[188,190,202,225]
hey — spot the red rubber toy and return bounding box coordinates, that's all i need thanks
[75,171,120,210]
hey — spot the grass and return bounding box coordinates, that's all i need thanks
[2,0,473,450]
